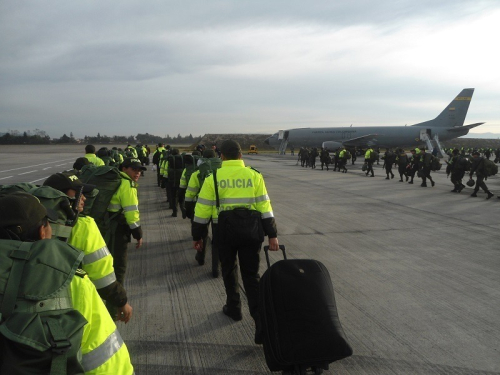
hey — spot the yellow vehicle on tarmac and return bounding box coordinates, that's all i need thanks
[248,145,258,154]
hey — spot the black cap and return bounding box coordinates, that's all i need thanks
[44,172,95,194]
[0,192,58,231]
[121,158,147,171]
[220,140,242,155]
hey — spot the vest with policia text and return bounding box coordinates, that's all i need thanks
[0,239,87,375]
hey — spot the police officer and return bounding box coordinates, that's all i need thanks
[107,158,146,289]
[395,148,409,182]
[0,193,134,374]
[43,172,133,322]
[446,149,466,193]
[364,147,375,177]
[152,142,166,187]
[84,144,105,166]
[383,148,396,179]
[419,148,435,187]
[469,151,494,199]
[191,140,279,345]
[408,148,420,184]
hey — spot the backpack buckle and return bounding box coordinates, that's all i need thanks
[51,339,72,355]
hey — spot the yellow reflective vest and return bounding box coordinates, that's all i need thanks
[108,172,141,230]
[185,170,202,203]
[71,274,134,374]
[85,154,105,167]
[364,149,373,160]
[193,160,274,225]
[69,216,116,290]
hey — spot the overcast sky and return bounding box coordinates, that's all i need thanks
[1,0,499,139]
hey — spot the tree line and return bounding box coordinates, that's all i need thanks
[0,130,202,145]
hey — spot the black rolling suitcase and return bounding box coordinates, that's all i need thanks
[259,246,353,374]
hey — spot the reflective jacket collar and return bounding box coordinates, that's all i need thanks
[119,171,139,188]
[221,159,245,168]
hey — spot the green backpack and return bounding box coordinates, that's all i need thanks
[29,186,77,240]
[0,239,87,375]
[167,154,185,185]
[483,159,498,177]
[79,165,122,237]
[197,157,222,187]
[183,154,200,186]
[0,183,38,196]
[431,156,442,171]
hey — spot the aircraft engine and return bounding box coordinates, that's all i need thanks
[322,141,343,150]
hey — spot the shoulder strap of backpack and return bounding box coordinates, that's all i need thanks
[213,170,219,209]
[0,242,31,321]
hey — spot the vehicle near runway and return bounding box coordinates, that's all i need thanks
[265,88,483,157]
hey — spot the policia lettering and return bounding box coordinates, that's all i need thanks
[218,178,253,189]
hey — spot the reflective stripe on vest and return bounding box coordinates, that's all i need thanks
[82,328,125,371]
[92,272,117,289]
[82,246,111,265]
[129,221,140,229]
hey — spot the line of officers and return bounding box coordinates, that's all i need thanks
[151,140,279,346]
[0,145,152,374]
[296,146,498,199]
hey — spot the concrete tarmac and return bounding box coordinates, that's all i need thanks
[1,145,499,374]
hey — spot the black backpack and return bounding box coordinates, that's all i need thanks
[167,155,185,186]
[79,165,122,239]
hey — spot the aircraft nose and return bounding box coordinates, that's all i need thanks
[264,137,270,145]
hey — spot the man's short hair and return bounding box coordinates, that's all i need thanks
[85,144,96,154]
[202,149,216,158]
[73,157,90,171]
[171,148,180,155]
[220,140,242,160]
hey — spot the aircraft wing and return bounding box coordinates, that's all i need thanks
[342,134,379,147]
[446,123,484,132]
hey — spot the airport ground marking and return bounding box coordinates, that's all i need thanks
[0,176,13,180]
[0,158,75,173]
[18,170,37,175]
[29,176,50,183]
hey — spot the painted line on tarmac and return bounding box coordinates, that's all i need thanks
[0,158,75,173]
[30,176,50,183]
[0,176,13,181]
[18,170,37,175]
[55,163,67,167]
[43,167,52,170]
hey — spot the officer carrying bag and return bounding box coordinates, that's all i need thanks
[0,239,87,375]
[213,170,264,245]
[79,165,122,238]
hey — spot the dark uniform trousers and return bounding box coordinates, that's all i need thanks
[421,167,433,184]
[366,161,374,176]
[474,175,489,193]
[108,215,130,286]
[218,236,262,319]
[451,171,465,189]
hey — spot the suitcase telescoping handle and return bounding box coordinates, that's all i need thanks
[263,245,287,269]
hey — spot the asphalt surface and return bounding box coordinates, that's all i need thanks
[1,145,499,374]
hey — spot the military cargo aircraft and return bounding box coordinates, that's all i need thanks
[264,88,483,155]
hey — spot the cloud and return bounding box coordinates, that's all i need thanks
[1,0,499,138]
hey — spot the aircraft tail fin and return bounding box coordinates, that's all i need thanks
[413,88,474,128]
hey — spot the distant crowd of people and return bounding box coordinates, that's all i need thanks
[294,145,499,199]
